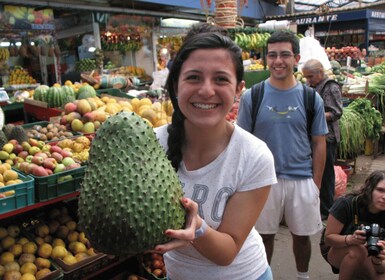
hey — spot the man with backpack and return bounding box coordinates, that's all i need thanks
[237,30,328,280]
[302,59,343,221]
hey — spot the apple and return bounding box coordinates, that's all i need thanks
[54,163,66,173]
[35,152,48,160]
[60,150,73,158]
[8,139,18,146]
[13,144,24,155]
[2,143,14,154]
[51,152,63,163]
[43,158,57,169]
[32,166,49,177]
[65,162,81,170]
[71,119,84,132]
[62,157,76,167]
[50,145,62,154]
[25,155,34,163]
[29,138,39,147]
[64,102,77,114]
[29,146,40,155]
[32,156,44,165]
[21,141,31,151]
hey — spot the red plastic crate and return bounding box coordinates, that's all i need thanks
[24,101,63,121]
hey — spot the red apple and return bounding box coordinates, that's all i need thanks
[32,166,49,177]
[64,102,77,114]
[51,152,63,163]
[43,158,57,170]
[18,151,29,159]
[32,156,44,165]
[13,144,23,154]
[50,145,62,154]
[60,150,73,158]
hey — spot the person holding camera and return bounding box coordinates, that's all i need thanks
[324,170,385,279]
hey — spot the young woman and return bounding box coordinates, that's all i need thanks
[325,170,385,279]
[153,31,277,279]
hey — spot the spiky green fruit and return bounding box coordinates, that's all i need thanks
[78,111,185,256]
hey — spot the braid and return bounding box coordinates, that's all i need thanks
[166,108,185,172]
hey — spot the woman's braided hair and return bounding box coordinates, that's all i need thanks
[165,31,244,171]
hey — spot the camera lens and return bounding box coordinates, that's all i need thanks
[367,236,381,257]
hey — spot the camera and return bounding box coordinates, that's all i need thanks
[359,224,385,256]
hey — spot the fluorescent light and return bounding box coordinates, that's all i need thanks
[88,46,96,52]
[0,42,10,47]
[161,18,199,28]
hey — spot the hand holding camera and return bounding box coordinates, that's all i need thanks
[358,223,385,257]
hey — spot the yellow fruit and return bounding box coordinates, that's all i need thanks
[20,273,36,280]
[9,244,23,257]
[130,98,140,111]
[23,241,37,254]
[51,246,67,259]
[62,254,77,265]
[0,227,8,239]
[139,98,152,107]
[0,264,4,277]
[34,237,44,246]
[18,253,36,266]
[17,237,29,246]
[3,163,11,170]
[0,252,14,265]
[35,268,51,280]
[78,232,88,244]
[67,231,79,243]
[1,236,15,250]
[4,261,19,272]
[3,170,18,182]
[35,225,49,238]
[66,221,77,231]
[3,270,21,280]
[34,257,50,270]
[20,262,37,275]
[75,252,89,262]
[140,109,157,124]
[51,238,65,248]
[7,225,20,237]
[37,243,52,258]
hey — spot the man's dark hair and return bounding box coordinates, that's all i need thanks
[267,30,300,55]
[184,22,228,42]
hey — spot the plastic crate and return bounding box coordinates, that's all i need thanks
[0,172,35,214]
[24,102,63,121]
[29,166,86,202]
[22,121,81,142]
[56,253,109,280]
[96,88,132,99]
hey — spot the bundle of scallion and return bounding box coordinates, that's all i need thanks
[338,107,366,160]
[368,74,385,119]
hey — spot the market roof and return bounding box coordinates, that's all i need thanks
[291,0,384,13]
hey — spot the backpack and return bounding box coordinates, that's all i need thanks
[249,81,316,140]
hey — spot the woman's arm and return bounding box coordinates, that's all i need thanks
[155,186,271,266]
[325,215,366,248]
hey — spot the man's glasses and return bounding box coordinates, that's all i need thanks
[266,52,295,60]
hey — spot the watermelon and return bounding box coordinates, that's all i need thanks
[77,84,96,99]
[47,86,64,108]
[33,85,50,102]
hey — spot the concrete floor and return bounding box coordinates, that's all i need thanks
[270,153,385,280]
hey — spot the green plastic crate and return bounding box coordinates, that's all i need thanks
[0,172,35,214]
[96,88,132,99]
[29,166,86,202]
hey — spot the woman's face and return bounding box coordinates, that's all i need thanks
[369,179,385,213]
[302,69,324,88]
[176,48,243,129]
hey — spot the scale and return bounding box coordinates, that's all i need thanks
[0,87,8,129]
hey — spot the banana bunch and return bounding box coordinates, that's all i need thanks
[0,48,10,61]
[234,32,271,51]
[4,5,28,20]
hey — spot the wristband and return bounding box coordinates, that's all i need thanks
[195,219,208,239]
[345,235,350,246]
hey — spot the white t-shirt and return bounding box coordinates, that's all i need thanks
[155,124,277,280]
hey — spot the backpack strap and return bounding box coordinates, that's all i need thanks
[352,196,359,227]
[250,81,265,133]
[302,83,316,141]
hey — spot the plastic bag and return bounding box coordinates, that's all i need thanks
[334,165,347,200]
[150,68,169,90]
[298,37,331,71]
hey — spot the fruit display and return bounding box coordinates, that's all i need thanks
[23,206,100,268]
[325,46,360,61]
[0,162,22,187]
[233,32,271,51]
[0,48,10,61]
[75,58,97,73]
[1,138,82,176]
[142,253,167,279]
[24,122,75,142]
[0,223,59,280]
[107,65,146,77]
[8,66,37,85]
[78,111,186,256]
[33,84,76,108]
[52,136,92,164]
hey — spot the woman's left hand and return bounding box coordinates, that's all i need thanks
[151,198,200,254]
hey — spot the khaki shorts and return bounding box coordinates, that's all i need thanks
[255,178,323,236]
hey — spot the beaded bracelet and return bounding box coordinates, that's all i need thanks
[195,219,208,240]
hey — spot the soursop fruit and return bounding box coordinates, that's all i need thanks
[78,111,185,256]
[8,126,28,143]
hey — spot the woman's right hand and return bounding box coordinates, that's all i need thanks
[152,198,201,254]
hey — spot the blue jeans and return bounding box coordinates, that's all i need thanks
[257,266,273,280]
[167,266,273,280]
